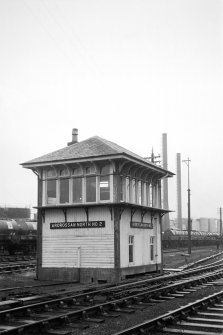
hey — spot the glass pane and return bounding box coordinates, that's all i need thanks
[120,176,124,201]
[138,181,142,205]
[86,165,96,174]
[100,175,110,200]
[72,167,82,175]
[73,178,82,203]
[126,177,129,202]
[60,169,68,176]
[150,245,154,261]
[149,185,153,206]
[129,245,133,262]
[47,180,56,204]
[60,179,69,203]
[132,179,136,203]
[47,169,56,178]
[86,176,96,202]
[101,165,110,174]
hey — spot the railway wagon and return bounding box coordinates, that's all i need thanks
[162,228,220,249]
[0,219,37,255]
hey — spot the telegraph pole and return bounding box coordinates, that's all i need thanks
[220,207,222,236]
[182,157,191,254]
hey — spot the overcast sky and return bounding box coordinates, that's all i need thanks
[0,0,222,219]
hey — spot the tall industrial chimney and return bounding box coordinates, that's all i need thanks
[176,153,182,229]
[162,133,170,230]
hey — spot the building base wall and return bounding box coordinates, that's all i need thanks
[37,263,162,283]
[37,267,80,282]
[120,263,162,279]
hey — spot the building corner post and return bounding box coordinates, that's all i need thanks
[37,171,43,280]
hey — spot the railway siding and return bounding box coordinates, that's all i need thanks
[0,266,222,333]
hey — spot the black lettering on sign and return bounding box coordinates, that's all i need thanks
[130,221,153,229]
[50,221,105,229]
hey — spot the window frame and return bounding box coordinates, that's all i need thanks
[150,236,155,261]
[128,235,134,264]
[43,162,114,206]
[99,165,111,202]
[59,177,70,204]
[71,166,83,204]
[45,168,57,205]
[72,176,83,203]
[46,179,57,205]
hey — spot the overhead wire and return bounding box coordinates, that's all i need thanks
[22,0,103,85]
[40,0,103,80]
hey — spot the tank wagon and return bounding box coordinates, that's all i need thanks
[0,219,37,255]
[163,228,220,249]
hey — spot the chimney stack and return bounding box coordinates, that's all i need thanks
[176,153,182,229]
[67,128,78,146]
[162,133,170,230]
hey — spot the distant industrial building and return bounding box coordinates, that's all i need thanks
[0,207,31,219]
[170,217,220,233]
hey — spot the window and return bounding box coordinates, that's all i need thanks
[72,167,82,176]
[150,236,155,261]
[60,179,69,203]
[86,176,96,202]
[73,177,82,203]
[86,165,96,174]
[120,176,125,201]
[131,178,136,203]
[149,184,153,207]
[129,235,134,263]
[60,168,69,177]
[126,177,130,202]
[141,182,145,205]
[145,182,149,206]
[47,180,56,204]
[47,168,56,178]
[100,165,110,201]
[137,181,142,205]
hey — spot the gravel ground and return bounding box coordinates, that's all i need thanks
[163,246,223,269]
[0,247,222,335]
[66,285,223,335]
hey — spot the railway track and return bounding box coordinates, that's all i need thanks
[0,256,36,274]
[0,261,35,274]
[0,253,221,334]
[0,266,222,334]
[0,256,35,262]
[0,256,222,304]
[113,289,223,335]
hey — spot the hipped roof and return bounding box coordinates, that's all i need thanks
[22,136,174,176]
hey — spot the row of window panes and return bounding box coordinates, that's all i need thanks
[47,165,110,178]
[129,235,155,263]
[46,175,110,204]
[121,177,156,206]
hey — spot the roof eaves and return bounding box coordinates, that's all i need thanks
[121,153,175,176]
[21,152,174,176]
[21,153,126,168]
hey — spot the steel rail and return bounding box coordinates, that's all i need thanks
[0,269,222,334]
[113,290,223,335]
[0,263,222,313]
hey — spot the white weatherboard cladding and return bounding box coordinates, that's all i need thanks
[42,208,114,268]
[120,210,161,267]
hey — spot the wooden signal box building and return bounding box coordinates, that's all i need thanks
[22,129,174,283]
